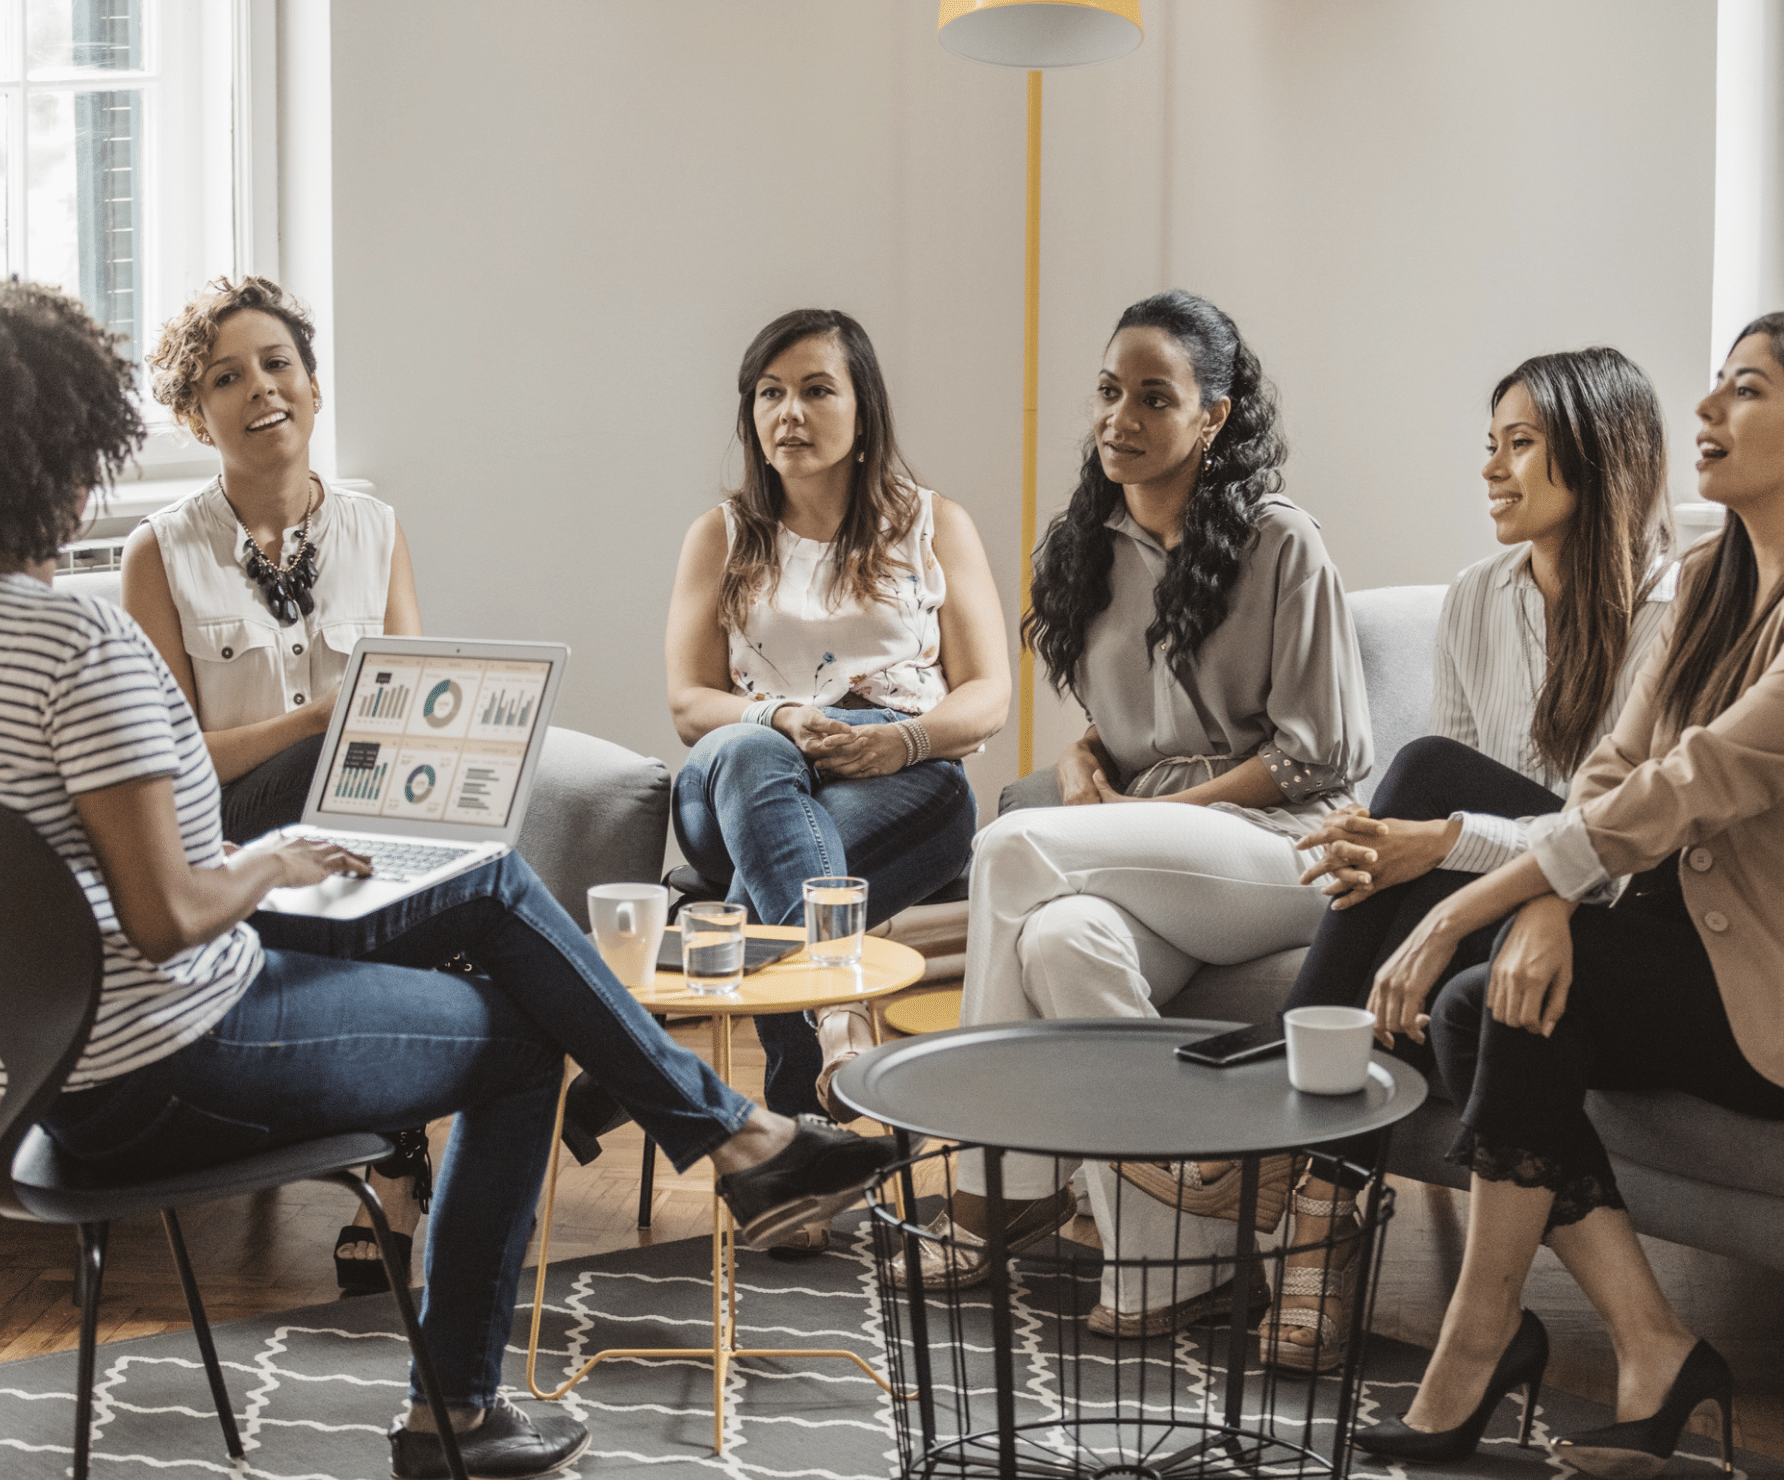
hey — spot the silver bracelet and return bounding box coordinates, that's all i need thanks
[742,698,792,727]
[894,717,932,767]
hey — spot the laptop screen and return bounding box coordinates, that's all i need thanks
[315,651,554,829]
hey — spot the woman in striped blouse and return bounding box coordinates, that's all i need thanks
[0,281,893,1480]
[1252,348,1676,1373]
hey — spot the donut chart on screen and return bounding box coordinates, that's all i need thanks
[422,678,463,728]
[404,764,437,804]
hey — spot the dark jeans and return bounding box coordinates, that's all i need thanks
[1430,898,1784,1229]
[219,732,326,843]
[41,852,752,1407]
[1284,735,1562,1181]
[673,709,976,1116]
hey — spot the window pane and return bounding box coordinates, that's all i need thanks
[28,0,143,75]
[26,86,142,359]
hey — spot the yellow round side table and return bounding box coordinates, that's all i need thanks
[524,924,924,1453]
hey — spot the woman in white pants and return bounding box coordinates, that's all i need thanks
[928,291,1371,1334]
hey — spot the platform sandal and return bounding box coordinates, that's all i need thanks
[814,1003,876,1121]
[335,1127,432,1296]
[1112,1153,1297,1233]
[1257,1182,1361,1374]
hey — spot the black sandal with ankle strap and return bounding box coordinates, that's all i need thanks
[335,1128,432,1295]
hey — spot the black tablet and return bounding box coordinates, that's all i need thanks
[655,933,802,975]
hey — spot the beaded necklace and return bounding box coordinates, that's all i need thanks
[228,475,320,625]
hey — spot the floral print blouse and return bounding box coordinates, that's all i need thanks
[724,488,948,716]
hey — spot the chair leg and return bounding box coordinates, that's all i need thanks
[161,1210,243,1459]
[638,1138,657,1229]
[73,1222,107,1480]
[330,1170,468,1480]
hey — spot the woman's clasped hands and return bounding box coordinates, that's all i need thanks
[773,705,908,780]
[1293,805,1463,906]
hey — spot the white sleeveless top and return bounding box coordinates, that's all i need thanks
[725,487,948,715]
[146,477,395,731]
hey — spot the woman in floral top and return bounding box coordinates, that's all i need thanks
[666,310,1008,1249]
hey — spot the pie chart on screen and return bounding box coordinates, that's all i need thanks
[405,765,436,805]
[423,679,462,727]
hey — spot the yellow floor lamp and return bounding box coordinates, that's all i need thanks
[937,0,1144,777]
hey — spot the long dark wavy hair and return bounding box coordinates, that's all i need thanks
[1494,348,1672,778]
[1655,312,1784,733]
[718,309,919,631]
[1022,290,1286,699]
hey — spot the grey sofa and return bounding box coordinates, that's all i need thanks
[50,571,672,926]
[1001,584,1784,1273]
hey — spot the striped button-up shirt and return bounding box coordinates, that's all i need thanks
[1433,545,1675,874]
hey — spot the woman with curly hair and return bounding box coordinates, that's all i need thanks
[915,291,1371,1323]
[0,279,892,1480]
[120,277,423,1292]
[122,276,419,847]
[665,309,1008,1250]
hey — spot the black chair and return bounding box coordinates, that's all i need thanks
[0,805,468,1480]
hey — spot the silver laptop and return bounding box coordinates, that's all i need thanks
[256,636,568,920]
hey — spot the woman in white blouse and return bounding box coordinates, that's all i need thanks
[665,309,1008,1213]
[122,277,420,844]
[1259,347,1674,1374]
[120,277,423,1294]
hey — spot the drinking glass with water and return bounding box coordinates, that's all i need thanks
[682,902,747,994]
[804,876,868,966]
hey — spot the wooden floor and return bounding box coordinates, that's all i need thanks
[3,1015,1779,1457]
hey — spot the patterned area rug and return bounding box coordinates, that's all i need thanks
[0,1213,1772,1480]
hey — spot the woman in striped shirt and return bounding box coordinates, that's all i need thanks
[0,281,893,1480]
[1249,348,1675,1374]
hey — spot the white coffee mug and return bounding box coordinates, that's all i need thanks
[587,883,669,989]
[1283,1006,1376,1095]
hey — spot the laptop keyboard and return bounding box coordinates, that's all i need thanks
[298,834,481,883]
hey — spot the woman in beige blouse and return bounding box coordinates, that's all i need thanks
[916,292,1372,1323]
[1352,316,1784,1473]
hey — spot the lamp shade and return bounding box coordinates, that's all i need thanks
[938,0,1142,68]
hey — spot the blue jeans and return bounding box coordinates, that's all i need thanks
[40,852,752,1408]
[673,710,976,1115]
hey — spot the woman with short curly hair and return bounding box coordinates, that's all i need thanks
[121,275,424,1293]
[917,292,1372,1326]
[123,276,420,846]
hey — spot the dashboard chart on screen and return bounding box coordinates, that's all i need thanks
[318,655,552,826]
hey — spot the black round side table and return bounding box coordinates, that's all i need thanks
[833,1017,1427,1480]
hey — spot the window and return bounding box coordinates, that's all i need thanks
[1,0,236,376]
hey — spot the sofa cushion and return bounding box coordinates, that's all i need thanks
[1157,948,1307,1027]
[1348,584,1445,805]
[1587,1089,1784,1199]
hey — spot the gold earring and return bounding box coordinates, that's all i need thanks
[194,427,212,445]
[313,399,322,412]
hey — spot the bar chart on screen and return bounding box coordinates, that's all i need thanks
[348,663,422,734]
[468,663,548,743]
[325,739,391,815]
[446,751,523,825]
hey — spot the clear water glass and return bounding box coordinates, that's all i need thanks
[804,876,868,965]
[681,902,746,995]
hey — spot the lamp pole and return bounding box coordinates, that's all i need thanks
[1020,69,1041,776]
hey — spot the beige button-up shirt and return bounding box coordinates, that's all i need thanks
[1078,496,1373,841]
[1530,539,1784,1086]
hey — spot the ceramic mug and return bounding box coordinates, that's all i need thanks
[587,883,669,989]
[1283,1005,1376,1095]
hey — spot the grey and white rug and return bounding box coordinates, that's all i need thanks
[0,1214,1771,1480]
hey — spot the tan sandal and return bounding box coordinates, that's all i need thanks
[1258,1186,1361,1374]
[891,1185,1076,1291]
[1112,1153,1297,1233]
[814,1003,875,1120]
[1088,1264,1274,1338]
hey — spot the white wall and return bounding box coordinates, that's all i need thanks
[323,0,1715,811]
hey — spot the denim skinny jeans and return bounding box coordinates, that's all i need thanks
[673,709,976,1115]
[40,851,753,1409]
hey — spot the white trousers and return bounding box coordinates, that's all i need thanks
[955,802,1329,1312]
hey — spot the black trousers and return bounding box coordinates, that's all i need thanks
[1281,736,1561,1183]
[219,732,326,844]
[1430,899,1784,1228]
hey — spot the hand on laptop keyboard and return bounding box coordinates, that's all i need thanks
[294,835,478,884]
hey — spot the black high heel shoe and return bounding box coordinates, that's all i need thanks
[1549,1340,1734,1479]
[1353,1309,1548,1463]
[335,1128,432,1296]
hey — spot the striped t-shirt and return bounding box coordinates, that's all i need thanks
[0,572,263,1090]
[1431,545,1675,874]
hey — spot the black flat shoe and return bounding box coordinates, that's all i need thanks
[336,1227,412,1296]
[715,1115,897,1248]
[1549,1340,1734,1479]
[1353,1309,1548,1463]
[388,1396,590,1480]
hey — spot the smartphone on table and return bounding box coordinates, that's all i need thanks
[1174,1021,1286,1068]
